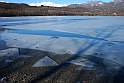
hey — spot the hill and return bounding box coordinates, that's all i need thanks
[0,1,124,16]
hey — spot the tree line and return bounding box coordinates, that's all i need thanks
[0,2,124,17]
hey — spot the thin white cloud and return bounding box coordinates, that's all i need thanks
[0,0,4,2]
[0,0,8,3]
[29,1,68,7]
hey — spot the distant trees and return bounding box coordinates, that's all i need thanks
[0,2,124,17]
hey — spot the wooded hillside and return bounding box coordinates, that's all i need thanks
[0,2,124,16]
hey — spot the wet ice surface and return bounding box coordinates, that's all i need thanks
[0,16,124,69]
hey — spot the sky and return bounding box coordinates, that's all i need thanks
[1,0,113,7]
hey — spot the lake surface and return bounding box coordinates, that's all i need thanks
[0,16,124,66]
[1,16,124,83]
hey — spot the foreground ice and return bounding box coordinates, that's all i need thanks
[32,56,59,67]
[1,32,124,66]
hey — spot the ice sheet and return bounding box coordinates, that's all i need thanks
[1,16,124,66]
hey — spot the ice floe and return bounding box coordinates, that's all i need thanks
[0,48,32,58]
[68,55,122,71]
[0,48,19,57]
[32,56,59,67]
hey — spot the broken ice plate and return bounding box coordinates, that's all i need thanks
[68,58,96,67]
[32,56,59,67]
[0,48,19,57]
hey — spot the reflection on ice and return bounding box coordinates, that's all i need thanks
[32,56,59,67]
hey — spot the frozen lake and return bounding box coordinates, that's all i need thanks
[0,16,124,66]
